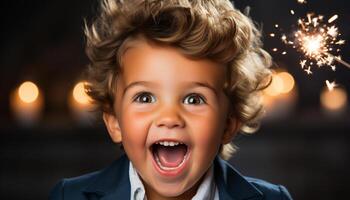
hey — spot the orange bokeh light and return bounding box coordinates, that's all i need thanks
[320,87,347,111]
[18,81,39,103]
[72,82,91,105]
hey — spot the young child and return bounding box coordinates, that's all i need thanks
[50,0,293,199]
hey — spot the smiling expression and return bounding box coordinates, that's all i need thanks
[103,39,237,200]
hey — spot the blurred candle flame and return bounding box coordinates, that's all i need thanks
[262,70,297,119]
[320,86,347,112]
[11,81,43,125]
[264,71,296,96]
[72,82,91,105]
[18,81,39,103]
[69,81,95,124]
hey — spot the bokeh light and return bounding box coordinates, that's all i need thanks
[320,87,347,111]
[72,82,90,105]
[264,73,284,96]
[69,81,94,124]
[264,71,295,97]
[262,70,297,120]
[10,81,43,125]
[18,81,39,103]
[277,72,295,94]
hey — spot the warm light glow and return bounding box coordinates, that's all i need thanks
[72,82,91,105]
[262,71,297,120]
[320,87,347,111]
[303,34,323,56]
[69,81,95,123]
[280,13,348,73]
[264,74,284,96]
[277,72,295,94]
[328,15,338,23]
[325,80,337,91]
[11,81,43,125]
[18,81,39,103]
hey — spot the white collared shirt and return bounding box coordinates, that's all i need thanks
[129,162,219,200]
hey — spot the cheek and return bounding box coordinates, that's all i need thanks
[190,111,225,148]
[120,109,151,150]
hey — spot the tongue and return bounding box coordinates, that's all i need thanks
[157,145,187,168]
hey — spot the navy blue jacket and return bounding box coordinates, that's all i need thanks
[49,155,293,200]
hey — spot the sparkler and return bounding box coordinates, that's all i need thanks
[267,1,350,91]
[280,13,350,73]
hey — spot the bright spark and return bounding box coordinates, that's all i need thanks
[300,60,307,69]
[281,35,287,43]
[328,15,338,23]
[326,80,337,91]
[297,0,307,4]
[302,34,324,56]
[336,40,345,45]
[305,67,312,74]
[327,26,338,37]
[290,10,295,15]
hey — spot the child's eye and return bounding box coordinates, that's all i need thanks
[133,92,156,103]
[183,93,206,105]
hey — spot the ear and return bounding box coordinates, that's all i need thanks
[221,116,241,144]
[103,112,122,143]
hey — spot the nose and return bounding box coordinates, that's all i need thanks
[155,105,185,129]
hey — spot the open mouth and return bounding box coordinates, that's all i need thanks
[151,141,189,173]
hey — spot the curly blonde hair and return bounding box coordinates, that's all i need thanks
[84,0,272,160]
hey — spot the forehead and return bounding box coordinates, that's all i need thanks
[120,39,227,89]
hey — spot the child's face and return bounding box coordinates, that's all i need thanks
[104,40,237,199]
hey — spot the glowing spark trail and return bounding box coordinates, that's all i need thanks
[328,15,338,23]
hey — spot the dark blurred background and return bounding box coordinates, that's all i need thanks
[1,0,349,199]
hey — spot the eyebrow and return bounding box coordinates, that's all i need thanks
[190,82,218,97]
[123,81,218,96]
[123,81,157,95]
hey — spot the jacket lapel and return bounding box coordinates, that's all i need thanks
[214,157,264,200]
[82,154,131,200]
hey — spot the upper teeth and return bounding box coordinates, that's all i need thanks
[157,141,181,146]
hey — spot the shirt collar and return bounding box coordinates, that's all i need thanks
[129,161,146,200]
[129,161,219,200]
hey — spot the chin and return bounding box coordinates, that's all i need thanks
[155,186,188,198]
[149,177,198,199]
